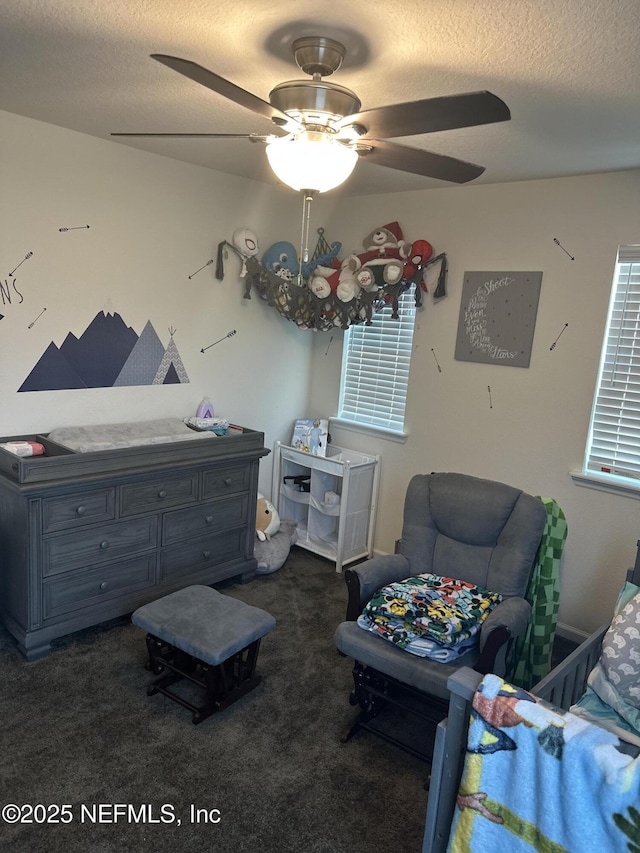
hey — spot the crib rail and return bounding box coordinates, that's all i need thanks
[533,623,607,708]
[422,668,481,853]
[535,561,637,708]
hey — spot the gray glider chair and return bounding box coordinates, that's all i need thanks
[334,472,548,760]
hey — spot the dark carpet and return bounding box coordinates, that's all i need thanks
[0,548,429,853]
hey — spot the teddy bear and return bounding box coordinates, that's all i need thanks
[343,221,409,292]
[362,221,406,256]
[307,264,336,298]
[308,258,361,303]
[256,493,280,541]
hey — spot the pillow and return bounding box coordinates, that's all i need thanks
[586,581,640,735]
[601,583,640,706]
[358,573,502,658]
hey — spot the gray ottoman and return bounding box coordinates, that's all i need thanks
[132,585,276,724]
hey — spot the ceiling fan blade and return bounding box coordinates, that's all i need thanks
[111,132,281,140]
[151,54,299,130]
[337,91,510,140]
[356,139,485,184]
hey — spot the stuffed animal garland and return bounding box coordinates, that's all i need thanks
[218,221,447,330]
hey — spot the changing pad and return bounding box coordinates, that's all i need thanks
[48,418,216,453]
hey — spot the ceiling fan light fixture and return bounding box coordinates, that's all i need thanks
[265,131,358,193]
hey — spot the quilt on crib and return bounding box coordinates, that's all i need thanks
[448,673,640,853]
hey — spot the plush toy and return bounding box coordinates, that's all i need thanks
[342,221,409,291]
[300,240,342,279]
[335,270,361,302]
[402,239,434,281]
[232,227,259,276]
[256,493,280,541]
[308,267,334,298]
[216,227,259,287]
[308,258,361,303]
[255,519,298,574]
[362,221,406,255]
[261,241,300,281]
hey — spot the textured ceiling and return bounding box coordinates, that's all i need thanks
[1,0,639,196]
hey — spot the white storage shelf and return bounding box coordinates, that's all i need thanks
[272,441,380,572]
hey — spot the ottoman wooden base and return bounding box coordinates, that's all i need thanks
[144,633,263,724]
[132,584,276,724]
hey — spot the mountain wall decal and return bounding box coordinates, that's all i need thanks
[18,311,189,392]
[114,320,166,387]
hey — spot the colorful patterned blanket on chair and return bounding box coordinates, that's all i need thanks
[447,673,640,853]
[357,574,502,662]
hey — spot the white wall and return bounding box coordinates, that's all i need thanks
[3,109,639,635]
[308,170,640,636]
[0,110,312,494]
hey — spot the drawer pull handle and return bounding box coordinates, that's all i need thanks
[224,478,232,486]
[99,581,108,591]
[205,515,213,524]
[76,505,86,516]
[99,540,109,550]
[202,550,211,560]
[157,490,167,499]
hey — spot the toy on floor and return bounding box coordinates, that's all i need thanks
[256,493,280,541]
[255,520,298,575]
[254,494,298,574]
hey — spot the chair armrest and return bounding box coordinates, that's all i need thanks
[343,553,410,620]
[476,597,531,675]
[480,597,531,650]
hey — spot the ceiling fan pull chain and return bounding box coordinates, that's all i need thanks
[297,191,314,286]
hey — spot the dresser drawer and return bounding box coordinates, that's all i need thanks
[201,464,250,499]
[160,529,245,579]
[119,473,199,517]
[162,495,248,545]
[43,516,158,576]
[42,488,116,534]
[43,555,156,619]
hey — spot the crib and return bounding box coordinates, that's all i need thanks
[422,545,640,853]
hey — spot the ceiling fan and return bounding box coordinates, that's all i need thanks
[112,36,511,190]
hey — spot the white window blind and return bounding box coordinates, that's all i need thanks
[338,293,416,434]
[585,245,640,480]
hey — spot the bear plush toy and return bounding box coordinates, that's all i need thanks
[254,494,297,574]
[256,493,280,541]
[344,221,408,291]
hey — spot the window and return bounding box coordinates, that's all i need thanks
[337,293,416,435]
[584,245,640,481]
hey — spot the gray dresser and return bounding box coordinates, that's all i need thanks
[0,427,268,659]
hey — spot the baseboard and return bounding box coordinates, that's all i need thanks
[555,620,590,645]
[371,543,401,558]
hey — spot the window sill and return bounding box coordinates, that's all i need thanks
[570,469,640,500]
[329,418,408,444]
